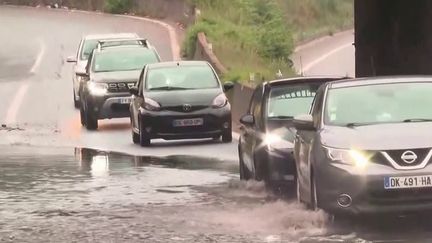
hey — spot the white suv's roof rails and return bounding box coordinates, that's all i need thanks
[96,38,149,51]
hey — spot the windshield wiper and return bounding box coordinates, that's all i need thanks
[403,118,432,123]
[345,122,379,127]
[269,115,294,119]
[149,86,189,91]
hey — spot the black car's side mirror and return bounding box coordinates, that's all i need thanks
[293,114,315,131]
[223,81,234,92]
[129,86,139,96]
[240,114,254,126]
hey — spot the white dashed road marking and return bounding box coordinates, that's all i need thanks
[4,38,45,125]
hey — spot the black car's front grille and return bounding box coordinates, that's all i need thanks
[369,148,432,168]
[163,105,208,113]
[107,82,136,93]
[151,115,221,134]
[368,187,432,205]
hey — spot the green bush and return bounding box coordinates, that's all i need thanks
[185,0,353,83]
[104,0,133,14]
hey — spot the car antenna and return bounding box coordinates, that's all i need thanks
[300,56,304,76]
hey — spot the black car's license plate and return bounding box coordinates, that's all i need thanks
[384,175,432,189]
[172,118,204,127]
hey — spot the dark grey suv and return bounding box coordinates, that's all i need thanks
[294,76,432,215]
[79,39,161,130]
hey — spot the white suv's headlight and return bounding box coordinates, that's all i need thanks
[88,82,108,96]
[212,93,228,108]
[325,147,370,168]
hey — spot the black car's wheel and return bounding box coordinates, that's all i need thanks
[83,100,98,130]
[131,118,140,144]
[73,91,80,108]
[139,120,151,147]
[253,154,269,182]
[132,130,140,144]
[238,146,251,180]
[309,172,319,211]
[222,130,232,143]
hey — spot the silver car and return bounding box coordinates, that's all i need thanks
[294,76,432,215]
[66,33,139,108]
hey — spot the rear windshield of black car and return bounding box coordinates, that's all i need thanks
[92,48,160,72]
[145,65,220,91]
[267,83,322,119]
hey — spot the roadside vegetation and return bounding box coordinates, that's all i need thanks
[183,0,354,84]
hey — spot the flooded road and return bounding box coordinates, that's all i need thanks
[1,147,432,242]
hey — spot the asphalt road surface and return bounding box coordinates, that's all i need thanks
[1,6,431,243]
[0,6,237,160]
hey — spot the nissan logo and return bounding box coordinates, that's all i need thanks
[183,104,192,112]
[401,151,418,164]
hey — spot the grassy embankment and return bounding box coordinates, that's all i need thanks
[183,0,354,84]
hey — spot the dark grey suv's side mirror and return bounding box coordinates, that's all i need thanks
[129,86,139,96]
[240,114,254,126]
[293,114,315,131]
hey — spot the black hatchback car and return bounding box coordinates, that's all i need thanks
[238,76,347,185]
[294,76,432,215]
[79,39,161,130]
[129,61,234,146]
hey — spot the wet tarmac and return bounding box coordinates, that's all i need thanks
[1,147,432,242]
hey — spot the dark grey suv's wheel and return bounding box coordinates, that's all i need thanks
[82,99,98,130]
[73,92,80,108]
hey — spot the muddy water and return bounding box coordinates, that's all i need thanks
[0,147,432,242]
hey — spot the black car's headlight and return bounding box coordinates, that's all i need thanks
[88,82,108,96]
[211,93,228,108]
[263,133,293,152]
[143,97,161,111]
[325,147,371,169]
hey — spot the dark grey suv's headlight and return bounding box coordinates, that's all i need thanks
[88,82,108,96]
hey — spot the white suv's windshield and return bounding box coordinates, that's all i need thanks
[325,82,432,126]
[146,65,219,91]
[267,83,320,119]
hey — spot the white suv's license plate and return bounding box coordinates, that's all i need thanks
[173,118,204,127]
[384,175,432,189]
[120,98,132,104]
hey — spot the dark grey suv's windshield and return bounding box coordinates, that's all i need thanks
[267,83,321,119]
[325,82,432,126]
[93,48,159,72]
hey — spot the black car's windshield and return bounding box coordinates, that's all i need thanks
[146,65,219,91]
[267,83,321,119]
[92,48,159,72]
[325,82,432,126]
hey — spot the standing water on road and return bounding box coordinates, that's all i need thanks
[1,146,432,242]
